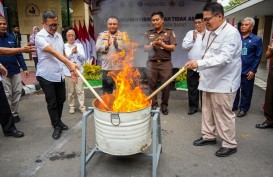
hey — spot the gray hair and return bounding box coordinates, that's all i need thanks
[42,10,58,22]
[242,17,255,26]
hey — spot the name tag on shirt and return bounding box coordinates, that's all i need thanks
[242,47,247,55]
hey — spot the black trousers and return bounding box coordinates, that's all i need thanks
[0,81,16,133]
[186,69,200,111]
[264,67,273,124]
[33,57,38,70]
[146,60,173,107]
[102,70,117,94]
[37,76,66,128]
[233,75,255,112]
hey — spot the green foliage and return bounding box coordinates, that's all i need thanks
[175,68,187,82]
[83,63,102,80]
[224,0,248,11]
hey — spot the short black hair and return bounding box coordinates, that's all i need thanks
[13,24,19,28]
[195,13,203,20]
[203,2,224,17]
[151,11,164,18]
[42,10,58,22]
[106,16,119,23]
[65,27,78,40]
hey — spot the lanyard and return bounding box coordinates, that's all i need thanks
[201,22,227,59]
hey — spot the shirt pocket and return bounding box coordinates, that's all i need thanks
[210,41,220,55]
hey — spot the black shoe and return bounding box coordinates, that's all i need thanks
[52,127,62,139]
[215,147,237,157]
[161,107,168,115]
[255,123,273,129]
[60,122,68,130]
[193,137,217,146]
[237,111,247,117]
[12,115,21,123]
[4,129,24,138]
[188,110,197,115]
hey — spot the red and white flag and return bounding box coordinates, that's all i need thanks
[78,20,88,59]
[83,20,91,60]
[231,17,235,26]
[73,20,80,43]
[0,0,4,17]
[88,16,97,64]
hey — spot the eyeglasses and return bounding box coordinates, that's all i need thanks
[194,21,203,25]
[45,23,59,28]
[203,14,219,23]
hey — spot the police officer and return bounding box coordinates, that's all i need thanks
[96,16,130,94]
[144,11,177,115]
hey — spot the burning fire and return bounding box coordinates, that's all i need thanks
[98,35,151,112]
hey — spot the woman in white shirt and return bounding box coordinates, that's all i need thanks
[63,27,86,113]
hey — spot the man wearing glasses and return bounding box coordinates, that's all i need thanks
[185,2,242,157]
[35,10,79,140]
[182,13,206,115]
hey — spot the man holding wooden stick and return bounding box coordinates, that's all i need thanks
[185,2,242,157]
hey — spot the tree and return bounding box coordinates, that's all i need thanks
[224,0,248,11]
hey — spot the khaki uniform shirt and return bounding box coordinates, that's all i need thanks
[144,28,176,61]
[96,30,130,70]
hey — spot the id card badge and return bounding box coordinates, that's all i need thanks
[242,47,247,55]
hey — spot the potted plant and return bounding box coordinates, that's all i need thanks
[175,68,188,91]
[82,63,102,88]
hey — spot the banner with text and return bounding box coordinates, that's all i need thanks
[92,0,206,67]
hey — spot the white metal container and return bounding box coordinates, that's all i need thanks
[92,99,152,155]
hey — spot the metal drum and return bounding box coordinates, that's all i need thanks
[92,99,152,155]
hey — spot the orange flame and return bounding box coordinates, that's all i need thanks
[98,36,151,112]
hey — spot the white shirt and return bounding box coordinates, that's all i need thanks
[35,28,65,82]
[197,21,242,93]
[63,42,86,76]
[182,30,205,60]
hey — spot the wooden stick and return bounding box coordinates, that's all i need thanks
[76,70,110,110]
[147,67,186,100]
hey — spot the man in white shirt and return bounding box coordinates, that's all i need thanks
[35,10,79,140]
[182,13,206,115]
[185,2,242,157]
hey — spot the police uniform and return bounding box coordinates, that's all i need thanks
[96,30,130,93]
[144,28,176,110]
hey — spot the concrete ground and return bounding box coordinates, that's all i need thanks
[0,83,273,177]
